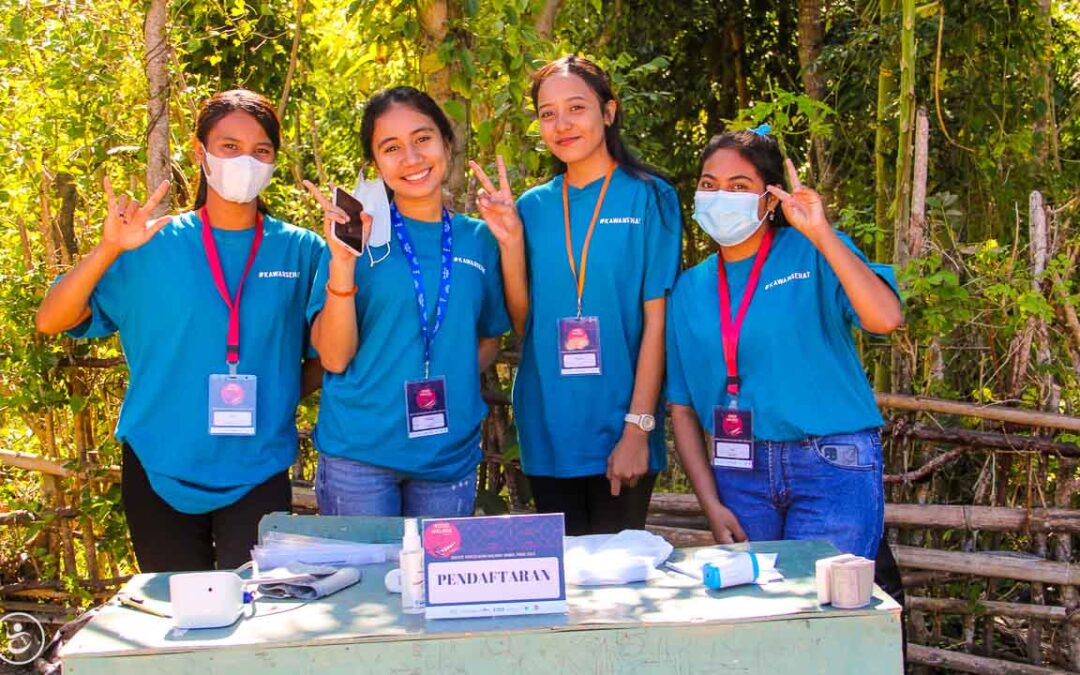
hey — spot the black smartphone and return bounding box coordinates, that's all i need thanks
[332,187,367,255]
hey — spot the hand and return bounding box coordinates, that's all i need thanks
[302,180,369,263]
[703,500,748,544]
[469,156,523,248]
[606,428,650,497]
[101,177,172,253]
[766,158,831,245]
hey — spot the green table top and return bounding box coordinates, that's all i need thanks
[61,514,901,661]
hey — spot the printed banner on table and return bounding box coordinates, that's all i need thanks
[422,513,566,619]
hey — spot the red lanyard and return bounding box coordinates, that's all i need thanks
[200,207,264,369]
[717,227,775,398]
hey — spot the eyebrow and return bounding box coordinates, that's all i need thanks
[377,125,437,149]
[700,172,755,182]
[217,136,274,148]
[538,95,590,109]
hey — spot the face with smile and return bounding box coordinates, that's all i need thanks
[536,72,617,166]
[370,103,449,204]
[698,148,778,220]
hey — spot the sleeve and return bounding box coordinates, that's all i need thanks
[825,230,902,330]
[61,260,126,340]
[643,179,684,301]
[303,233,328,358]
[478,225,512,338]
[664,287,693,406]
[305,246,331,352]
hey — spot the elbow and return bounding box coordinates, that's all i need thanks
[865,310,903,335]
[35,310,61,336]
[318,353,351,374]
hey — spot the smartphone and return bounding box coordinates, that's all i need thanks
[332,187,367,255]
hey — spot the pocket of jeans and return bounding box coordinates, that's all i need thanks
[810,431,880,471]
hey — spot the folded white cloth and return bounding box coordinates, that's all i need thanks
[254,563,362,600]
[564,530,674,586]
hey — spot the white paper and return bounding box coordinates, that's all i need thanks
[564,530,673,586]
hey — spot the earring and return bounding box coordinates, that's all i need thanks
[769,211,775,221]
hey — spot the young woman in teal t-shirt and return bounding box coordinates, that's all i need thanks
[472,56,682,535]
[305,87,509,518]
[666,129,902,559]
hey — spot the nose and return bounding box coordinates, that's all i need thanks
[402,143,422,166]
[554,111,572,132]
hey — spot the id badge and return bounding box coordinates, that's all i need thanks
[405,377,449,439]
[208,374,257,436]
[557,316,602,376]
[712,406,753,470]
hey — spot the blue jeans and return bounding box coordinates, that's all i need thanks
[315,455,477,518]
[712,430,884,559]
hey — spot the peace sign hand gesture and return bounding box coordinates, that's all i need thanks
[101,177,172,253]
[469,156,523,249]
[766,159,831,245]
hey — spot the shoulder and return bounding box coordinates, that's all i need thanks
[671,255,715,306]
[264,215,326,252]
[453,213,499,256]
[517,177,560,211]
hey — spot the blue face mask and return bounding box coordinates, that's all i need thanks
[692,190,768,247]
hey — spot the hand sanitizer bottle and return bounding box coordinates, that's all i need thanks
[400,518,424,614]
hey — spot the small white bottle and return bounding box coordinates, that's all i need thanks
[400,518,425,614]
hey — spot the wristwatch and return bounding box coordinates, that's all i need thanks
[624,413,657,432]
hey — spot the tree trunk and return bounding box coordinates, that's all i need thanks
[873,0,897,264]
[796,0,833,209]
[535,0,564,40]
[144,0,171,218]
[1033,0,1059,171]
[418,0,466,208]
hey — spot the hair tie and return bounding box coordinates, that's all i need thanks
[751,123,771,137]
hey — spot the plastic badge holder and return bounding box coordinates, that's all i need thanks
[168,571,244,629]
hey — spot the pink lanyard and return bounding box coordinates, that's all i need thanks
[200,207,264,370]
[717,227,775,399]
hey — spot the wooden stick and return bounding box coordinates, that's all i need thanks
[907,643,1068,674]
[893,545,1080,585]
[885,504,1080,533]
[644,524,713,548]
[888,423,1080,457]
[875,393,1080,431]
[907,595,1074,622]
[0,449,119,481]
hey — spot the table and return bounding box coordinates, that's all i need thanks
[61,514,903,674]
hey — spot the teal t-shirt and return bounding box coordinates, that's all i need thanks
[665,226,900,440]
[307,213,510,482]
[66,211,325,513]
[513,168,683,478]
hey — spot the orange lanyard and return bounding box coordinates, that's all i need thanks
[563,163,616,317]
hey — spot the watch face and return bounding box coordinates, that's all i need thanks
[640,415,656,431]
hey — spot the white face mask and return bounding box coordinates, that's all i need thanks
[202,146,276,204]
[692,189,768,247]
[351,173,392,267]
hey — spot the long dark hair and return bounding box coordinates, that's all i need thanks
[700,130,790,229]
[193,89,280,214]
[360,86,455,163]
[530,55,664,183]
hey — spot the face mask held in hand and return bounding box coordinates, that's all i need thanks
[692,190,769,247]
[202,146,276,204]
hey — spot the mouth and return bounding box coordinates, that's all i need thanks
[554,136,580,148]
[401,168,433,183]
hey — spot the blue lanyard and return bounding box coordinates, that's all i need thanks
[390,203,453,379]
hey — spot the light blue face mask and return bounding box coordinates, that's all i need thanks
[692,189,769,247]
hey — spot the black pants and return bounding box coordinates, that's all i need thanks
[528,473,658,536]
[121,444,291,572]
